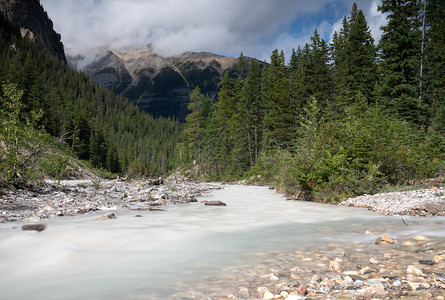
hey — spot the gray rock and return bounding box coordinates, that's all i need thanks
[22,224,46,232]
[204,200,227,206]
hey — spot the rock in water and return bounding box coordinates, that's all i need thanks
[204,200,227,206]
[98,213,116,220]
[22,224,46,232]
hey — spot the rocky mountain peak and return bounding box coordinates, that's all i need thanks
[0,0,66,61]
[67,46,245,120]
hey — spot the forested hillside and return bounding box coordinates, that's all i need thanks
[182,1,445,202]
[0,13,182,185]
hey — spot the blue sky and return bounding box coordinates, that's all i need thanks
[41,0,387,61]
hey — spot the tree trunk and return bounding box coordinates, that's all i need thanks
[418,0,427,106]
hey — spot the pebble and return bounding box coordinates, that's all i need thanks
[407,265,424,276]
[263,291,274,300]
[369,257,379,264]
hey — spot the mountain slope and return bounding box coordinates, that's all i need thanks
[0,0,66,61]
[68,47,242,120]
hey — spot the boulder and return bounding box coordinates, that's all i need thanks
[204,200,227,206]
[22,224,46,232]
[98,213,116,220]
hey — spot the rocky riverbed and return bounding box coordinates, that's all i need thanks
[1,178,444,299]
[171,234,445,300]
[340,187,445,217]
[0,173,222,223]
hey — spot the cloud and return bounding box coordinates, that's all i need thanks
[41,0,387,61]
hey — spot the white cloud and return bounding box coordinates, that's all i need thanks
[41,0,387,61]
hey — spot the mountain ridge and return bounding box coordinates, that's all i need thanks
[68,46,249,120]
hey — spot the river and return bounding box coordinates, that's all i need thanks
[0,185,444,299]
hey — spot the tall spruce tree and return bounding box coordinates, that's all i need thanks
[307,30,332,116]
[184,86,206,163]
[214,72,235,168]
[424,0,445,132]
[235,59,262,167]
[262,49,294,150]
[377,0,422,123]
[344,4,377,103]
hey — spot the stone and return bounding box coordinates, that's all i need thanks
[263,291,274,300]
[237,287,249,298]
[369,257,379,264]
[98,212,116,220]
[387,288,402,298]
[257,287,269,295]
[407,274,425,283]
[329,257,342,272]
[203,200,227,206]
[392,280,401,287]
[433,254,445,262]
[287,295,304,300]
[297,285,307,295]
[413,235,428,240]
[343,270,360,276]
[22,216,41,222]
[353,280,364,288]
[381,235,395,244]
[344,276,354,284]
[407,265,424,276]
[359,266,375,275]
[22,224,46,232]
[367,278,382,285]
[269,274,279,281]
[419,259,436,265]
[280,291,288,298]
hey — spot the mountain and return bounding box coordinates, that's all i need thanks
[0,0,66,61]
[68,46,246,121]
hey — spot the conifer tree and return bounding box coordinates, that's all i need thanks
[184,86,206,162]
[307,30,332,114]
[214,72,235,166]
[262,49,294,150]
[377,0,422,123]
[424,0,445,132]
[344,4,377,103]
[234,59,262,168]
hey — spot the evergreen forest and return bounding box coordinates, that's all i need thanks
[1,1,444,204]
[0,13,183,185]
[182,1,445,202]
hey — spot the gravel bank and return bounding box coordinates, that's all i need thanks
[0,173,221,223]
[340,187,445,217]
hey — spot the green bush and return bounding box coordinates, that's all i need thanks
[250,105,445,203]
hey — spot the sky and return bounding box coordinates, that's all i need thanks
[40,0,388,61]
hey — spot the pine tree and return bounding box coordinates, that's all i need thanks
[307,30,333,115]
[214,72,235,166]
[344,4,377,103]
[232,59,262,170]
[377,0,422,123]
[184,86,206,162]
[424,0,445,133]
[262,49,294,150]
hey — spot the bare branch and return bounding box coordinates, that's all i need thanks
[19,131,75,169]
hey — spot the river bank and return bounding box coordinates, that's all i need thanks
[0,173,222,223]
[1,176,444,223]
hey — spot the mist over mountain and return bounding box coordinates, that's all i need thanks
[68,46,253,120]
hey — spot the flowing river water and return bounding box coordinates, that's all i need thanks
[0,185,444,299]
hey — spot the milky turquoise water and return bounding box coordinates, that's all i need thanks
[1,185,444,299]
